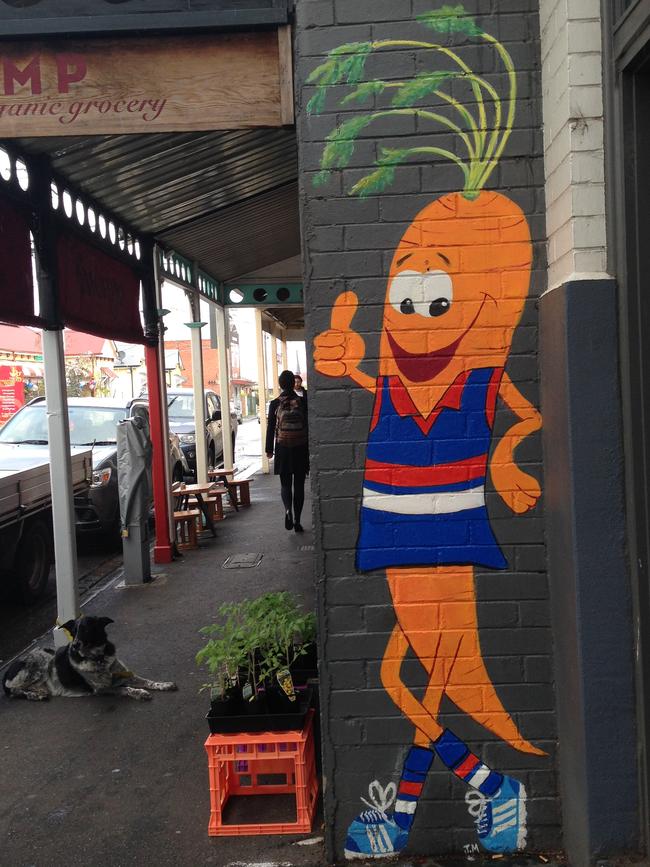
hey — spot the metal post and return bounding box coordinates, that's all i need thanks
[215,303,234,470]
[255,308,270,474]
[29,154,80,647]
[186,311,208,483]
[42,328,80,646]
[143,248,173,564]
[281,331,288,372]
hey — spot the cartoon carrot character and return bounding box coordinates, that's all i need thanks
[308,6,543,858]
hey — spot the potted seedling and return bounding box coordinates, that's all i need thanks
[197,591,317,733]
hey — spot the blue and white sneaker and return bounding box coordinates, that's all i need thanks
[344,808,409,860]
[465,776,527,853]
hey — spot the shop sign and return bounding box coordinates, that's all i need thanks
[0,365,24,426]
[0,30,292,136]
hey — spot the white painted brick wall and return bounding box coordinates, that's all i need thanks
[539,0,610,290]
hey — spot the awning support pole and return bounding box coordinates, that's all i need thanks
[42,328,80,647]
[255,308,270,474]
[186,305,208,483]
[29,154,79,647]
[144,344,173,564]
[281,330,288,372]
[145,247,173,564]
[215,304,234,470]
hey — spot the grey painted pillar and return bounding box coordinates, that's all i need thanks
[540,278,639,865]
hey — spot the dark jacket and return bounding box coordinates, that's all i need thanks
[266,390,309,476]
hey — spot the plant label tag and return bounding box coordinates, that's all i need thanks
[277,668,296,701]
[242,682,253,701]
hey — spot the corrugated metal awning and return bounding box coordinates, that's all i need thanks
[14,128,300,285]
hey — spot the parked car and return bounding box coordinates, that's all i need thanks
[258,398,273,423]
[137,388,237,477]
[230,402,243,425]
[0,397,188,539]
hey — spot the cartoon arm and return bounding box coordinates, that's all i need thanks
[490,371,542,515]
[313,291,375,393]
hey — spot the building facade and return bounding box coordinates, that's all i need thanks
[296,0,649,863]
[0,1,648,863]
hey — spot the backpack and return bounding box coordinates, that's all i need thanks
[275,394,307,447]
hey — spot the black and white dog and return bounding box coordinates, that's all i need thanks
[2,615,177,702]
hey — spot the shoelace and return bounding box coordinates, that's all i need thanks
[358,781,397,822]
[465,789,489,832]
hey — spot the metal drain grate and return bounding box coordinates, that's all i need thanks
[222,553,263,569]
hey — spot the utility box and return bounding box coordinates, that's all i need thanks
[117,414,152,585]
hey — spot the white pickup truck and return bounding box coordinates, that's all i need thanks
[0,449,92,604]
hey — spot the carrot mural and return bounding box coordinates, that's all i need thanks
[308,5,543,859]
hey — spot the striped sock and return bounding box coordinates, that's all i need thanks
[393,746,434,831]
[433,729,503,797]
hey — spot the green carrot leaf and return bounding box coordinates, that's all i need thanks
[349,165,399,197]
[349,148,412,197]
[417,5,483,37]
[391,71,458,107]
[306,42,373,114]
[320,114,375,170]
[306,87,327,115]
[342,80,388,105]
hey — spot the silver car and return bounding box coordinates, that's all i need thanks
[0,397,188,538]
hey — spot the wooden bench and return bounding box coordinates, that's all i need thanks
[209,468,254,509]
[173,509,200,550]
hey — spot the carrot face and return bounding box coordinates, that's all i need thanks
[380,190,532,408]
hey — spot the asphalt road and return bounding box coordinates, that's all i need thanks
[0,418,264,667]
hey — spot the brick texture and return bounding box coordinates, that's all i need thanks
[296,0,559,859]
[539,0,608,288]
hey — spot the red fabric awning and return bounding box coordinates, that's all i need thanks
[0,193,38,327]
[56,231,145,345]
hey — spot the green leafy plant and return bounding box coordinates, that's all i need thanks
[196,592,317,701]
[307,4,517,200]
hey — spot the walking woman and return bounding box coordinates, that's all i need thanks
[265,369,309,532]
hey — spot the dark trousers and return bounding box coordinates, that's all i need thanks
[280,470,306,522]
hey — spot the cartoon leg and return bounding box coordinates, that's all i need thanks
[387,565,543,755]
[387,566,538,853]
[344,623,436,860]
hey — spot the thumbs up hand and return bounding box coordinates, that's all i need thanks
[314,291,366,380]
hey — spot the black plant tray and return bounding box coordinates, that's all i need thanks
[206,687,313,735]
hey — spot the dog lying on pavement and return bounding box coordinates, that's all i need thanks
[2,615,177,701]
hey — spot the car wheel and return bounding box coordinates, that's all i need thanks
[172,462,184,483]
[13,519,51,605]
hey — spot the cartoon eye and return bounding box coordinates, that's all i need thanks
[389,269,453,317]
[429,298,451,317]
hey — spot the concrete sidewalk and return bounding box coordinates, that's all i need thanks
[0,472,324,867]
[0,473,564,867]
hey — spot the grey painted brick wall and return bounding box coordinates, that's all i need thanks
[295,0,559,859]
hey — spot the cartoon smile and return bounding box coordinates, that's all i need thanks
[387,296,489,383]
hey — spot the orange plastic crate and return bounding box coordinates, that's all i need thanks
[204,708,319,836]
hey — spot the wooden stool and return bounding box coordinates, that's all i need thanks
[205,488,227,522]
[228,478,252,508]
[174,509,200,550]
